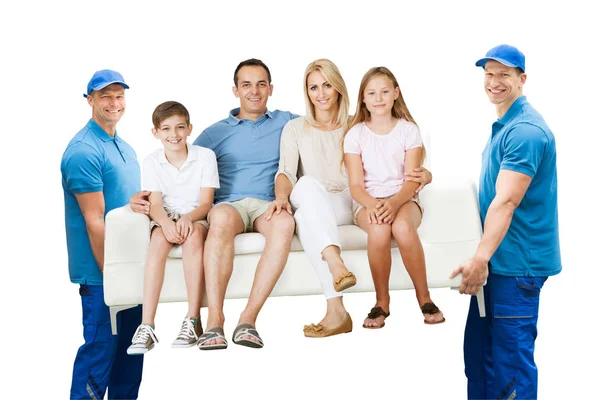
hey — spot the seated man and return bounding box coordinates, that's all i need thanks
[194,58,299,349]
[131,59,298,349]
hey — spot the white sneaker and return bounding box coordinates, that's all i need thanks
[127,325,158,355]
[172,317,203,348]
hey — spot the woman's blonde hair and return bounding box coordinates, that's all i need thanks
[303,59,350,131]
[342,66,425,164]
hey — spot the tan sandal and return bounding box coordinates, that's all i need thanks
[333,272,357,292]
[303,313,353,338]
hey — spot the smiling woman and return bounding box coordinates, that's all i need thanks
[275,59,358,337]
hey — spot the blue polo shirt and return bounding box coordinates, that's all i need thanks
[193,108,298,203]
[61,119,141,285]
[479,96,561,277]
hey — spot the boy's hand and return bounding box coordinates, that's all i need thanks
[176,215,194,242]
[130,191,151,214]
[376,197,401,224]
[163,220,183,244]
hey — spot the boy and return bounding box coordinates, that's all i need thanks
[128,101,219,354]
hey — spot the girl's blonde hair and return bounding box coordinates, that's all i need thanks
[342,66,425,164]
[303,59,350,131]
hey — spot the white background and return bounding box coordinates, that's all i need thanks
[1,0,598,398]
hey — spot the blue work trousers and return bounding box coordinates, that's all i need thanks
[464,273,547,400]
[71,285,143,399]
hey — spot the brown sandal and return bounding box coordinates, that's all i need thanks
[333,272,357,292]
[421,302,446,325]
[362,306,390,329]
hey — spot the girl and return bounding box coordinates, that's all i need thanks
[343,67,444,328]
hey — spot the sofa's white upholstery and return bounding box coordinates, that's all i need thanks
[104,179,484,333]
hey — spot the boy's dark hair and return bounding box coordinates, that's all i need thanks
[152,101,190,128]
[233,58,272,86]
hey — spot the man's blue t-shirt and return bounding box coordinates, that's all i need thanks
[193,108,298,203]
[61,119,141,285]
[479,96,561,277]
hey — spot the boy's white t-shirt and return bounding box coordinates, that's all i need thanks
[343,119,422,198]
[143,144,219,214]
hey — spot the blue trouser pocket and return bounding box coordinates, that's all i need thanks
[515,276,544,297]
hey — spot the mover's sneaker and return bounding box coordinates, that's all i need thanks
[172,317,203,348]
[127,325,158,355]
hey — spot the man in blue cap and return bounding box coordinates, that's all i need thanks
[450,44,562,399]
[61,70,144,399]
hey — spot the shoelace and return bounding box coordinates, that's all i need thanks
[132,325,154,344]
[177,318,198,341]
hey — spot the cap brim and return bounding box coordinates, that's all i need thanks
[83,81,130,97]
[475,57,518,68]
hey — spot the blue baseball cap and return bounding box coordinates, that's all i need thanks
[475,44,526,73]
[83,69,130,98]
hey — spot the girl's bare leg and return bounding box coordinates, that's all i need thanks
[392,202,444,323]
[356,208,392,328]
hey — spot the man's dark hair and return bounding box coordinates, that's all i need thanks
[233,58,272,86]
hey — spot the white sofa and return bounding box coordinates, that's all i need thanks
[104,179,485,334]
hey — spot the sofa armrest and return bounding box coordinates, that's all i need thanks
[418,180,482,243]
[105,205,151,266]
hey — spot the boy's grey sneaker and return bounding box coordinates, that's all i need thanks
[172,317,203,348]
[127,324,158,355]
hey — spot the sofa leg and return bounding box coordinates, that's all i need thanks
[110,305,138,335]
[450,287,486,317]
[476,289,486,317]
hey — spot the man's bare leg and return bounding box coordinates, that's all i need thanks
[202,204,244,346]
[236,211,295,343]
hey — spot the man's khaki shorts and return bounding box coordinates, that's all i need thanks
[352,195,422,225]
[210,197,271,233]
[150,209,209,232]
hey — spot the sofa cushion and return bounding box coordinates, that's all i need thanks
[167,224,397,258]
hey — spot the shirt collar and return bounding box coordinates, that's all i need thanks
[158,143,196,165]
[497,96,527,126]
[226,108,273,126]
[87,119,120,142]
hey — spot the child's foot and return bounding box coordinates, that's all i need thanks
[420,302,445,324]
[172,317,203,348]
[127,324,158,355]
[362,305,390,329]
